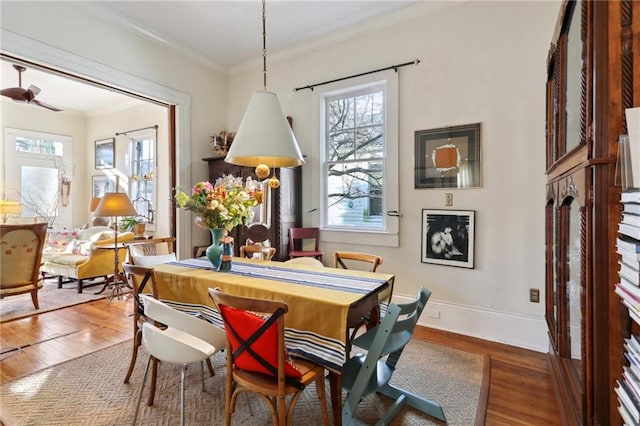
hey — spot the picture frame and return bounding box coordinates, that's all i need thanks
[92,175,118,198]
[95,138,115,169]
[421,209,475,269]
[414,123,481,189]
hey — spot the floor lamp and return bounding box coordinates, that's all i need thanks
[93,192,137,302]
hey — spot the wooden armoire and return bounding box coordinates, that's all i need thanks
[202,156,301,261]
[544,1,639,425]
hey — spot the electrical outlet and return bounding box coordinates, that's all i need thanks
[529,288,540,303]
[445,193,453,206]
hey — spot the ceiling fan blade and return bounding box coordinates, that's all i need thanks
[31,99,63,112]
[0,87,28,100]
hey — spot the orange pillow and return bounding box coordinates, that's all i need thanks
[219,304,302,379]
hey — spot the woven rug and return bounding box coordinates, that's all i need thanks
[0,338,488,425]
[0,279,106,323]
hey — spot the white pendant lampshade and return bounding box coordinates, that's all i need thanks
[226,91,304,168]
[225,0,304,170]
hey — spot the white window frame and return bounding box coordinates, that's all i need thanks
[312,70,399,247]
[126,129,157,231]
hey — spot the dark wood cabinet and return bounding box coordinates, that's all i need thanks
[544,1,639,424]
[203,156,301,261]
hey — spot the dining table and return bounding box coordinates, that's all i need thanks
[152,256,394,426]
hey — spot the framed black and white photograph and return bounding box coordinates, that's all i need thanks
[415,123,481,189]
[92,175,118,198]
[421,209,475,268]
[95,138,115,169]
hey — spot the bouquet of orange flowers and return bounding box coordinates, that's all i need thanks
[174,175,261,231]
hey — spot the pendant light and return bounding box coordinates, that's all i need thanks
[225,0,304,185]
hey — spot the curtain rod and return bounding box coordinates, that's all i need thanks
[115,124,158,136]
[294,59,420,92]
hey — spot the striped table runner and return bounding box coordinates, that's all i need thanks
[153,258,393,371]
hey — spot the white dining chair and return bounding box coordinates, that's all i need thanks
[132,294,226,426]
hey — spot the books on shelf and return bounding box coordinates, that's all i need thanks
[616,379,640,423]
[624,213,640,228]
[620,261,640,284]
[624,203,640,215]
[623,190,640,204]
[620,223,640,241]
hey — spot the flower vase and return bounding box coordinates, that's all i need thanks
[206,228,225,269]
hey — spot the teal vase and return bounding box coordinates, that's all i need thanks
[206,228,224,269]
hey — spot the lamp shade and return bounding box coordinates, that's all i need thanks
[88,197,102,212]
[0,200,23,215]
[94,193,137,218]
[225,91,304,168]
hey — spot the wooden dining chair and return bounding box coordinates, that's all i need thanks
[287,227,323,262]
[239,244,276,260]
[209,287,330,426]
[123,263,215,407]
[283,257,324,268]
[341,287,445,424]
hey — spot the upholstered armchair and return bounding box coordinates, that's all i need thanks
[0,223,48,309]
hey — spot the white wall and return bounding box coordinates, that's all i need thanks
[227,1,560,351]
[86,103,170,237]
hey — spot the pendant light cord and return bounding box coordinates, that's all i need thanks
[262,0,267,91]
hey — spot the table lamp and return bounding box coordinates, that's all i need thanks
[88,197,111,227]
[0,200,24,223]
[94,192,137,301]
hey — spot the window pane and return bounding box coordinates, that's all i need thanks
[16,136,63,156]
[326,160,383,228]
[355,91,383,126]
[328,129,355,161]
[21,166,58,218]
[356,126,383,159]
[328,97,354,129]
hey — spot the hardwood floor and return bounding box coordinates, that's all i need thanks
[0,298,560,425]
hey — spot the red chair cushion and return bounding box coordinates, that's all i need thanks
[219,305,302,379]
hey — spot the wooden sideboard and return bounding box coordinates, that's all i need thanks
[202,156,301,261]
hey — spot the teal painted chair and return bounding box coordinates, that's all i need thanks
[340,287,446,425]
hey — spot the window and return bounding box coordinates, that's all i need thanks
[315,70,399,247]
[3,127,72,228]
[128,131,156,228]
[325,85,384,229]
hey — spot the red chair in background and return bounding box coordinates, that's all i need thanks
[287,227,323,262]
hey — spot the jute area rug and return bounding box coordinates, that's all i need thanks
[0,279,106,323]
[0,338,488,425]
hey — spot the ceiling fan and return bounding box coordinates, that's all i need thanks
[1,65,63,112]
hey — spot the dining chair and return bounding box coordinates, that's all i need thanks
[287,227,323,262]
[333,251,392,346]
[333,251,383,273]
[341,287,446,424]
[122,263,215,407]
[0,223,48,309]
[283,257,324,268]
[132,294,227,426]
[126,237,176,266]
[239,244,276,260]
[209,287,330,426]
